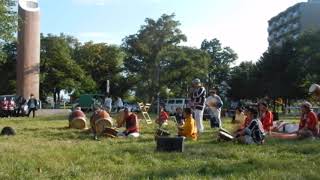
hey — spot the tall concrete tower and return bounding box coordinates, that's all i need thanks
[17,0,40,99]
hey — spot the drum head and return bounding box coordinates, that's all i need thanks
[95,118,113,135]
[71,118,87,130]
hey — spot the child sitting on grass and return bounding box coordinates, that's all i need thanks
[175,107,185,126]
[178,108,197,141]
[235,107,265,145]
[156,106,169,127]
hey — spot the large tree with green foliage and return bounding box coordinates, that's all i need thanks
[123,14,187,101]
[74,42,127,97]
[201,38,238,88]
[157,46,210,97]
[0,0,16,42]
[229,61,259,100]
[0,0,17,62]
[40,34,96,102]
[0,42,16,94]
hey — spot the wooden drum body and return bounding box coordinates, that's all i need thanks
[70,110,87,130]
[91,110,113,135]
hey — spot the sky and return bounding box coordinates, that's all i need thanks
[39,0,306,64]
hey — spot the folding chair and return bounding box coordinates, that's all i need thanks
[138,102,153,124]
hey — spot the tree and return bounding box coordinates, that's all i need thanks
[0,0,16,41]
[123,13,187,101]
[40,34,96,102]
[0,42,16,94]
[74,42,127,97]
[201,38,238,88]
[294,30,320,92]
[157,46,210,97]
[0,0,17,61]
[229,61,258,100]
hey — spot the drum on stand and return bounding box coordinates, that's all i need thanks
[70,110,87,130]
[91,110,113,136]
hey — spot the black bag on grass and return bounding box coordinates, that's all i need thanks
[1,127,16,136]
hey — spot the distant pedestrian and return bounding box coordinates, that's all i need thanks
[114,97,123,112]
[104,95,112,113]
[16,96,26,116]
[191,78,206,133]
[1,97,9,117]
[7,97,16,117]
[27,94,38,118]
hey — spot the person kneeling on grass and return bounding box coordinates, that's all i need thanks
[156,106,169,127]
[235,107,265,145]
[117,108,140,138]
[178,108,197,141]
[298,102,318,139]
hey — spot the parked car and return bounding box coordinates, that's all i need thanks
[164,98,189,115]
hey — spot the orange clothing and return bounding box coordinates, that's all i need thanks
[178,116,197,140]
[299,111,318,136]
[261,111,273,131]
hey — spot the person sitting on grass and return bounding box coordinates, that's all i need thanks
[175,107,184,126]
[156,106,169,127]
[235,107,265,145]
[178,108,197,141]
[298,101,318,139]
[233,107,246,124]
[232,107,246,132]
[117,108,140,138]
[234,107,252,135]
[259,102,273,134]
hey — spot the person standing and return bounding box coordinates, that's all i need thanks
[27,94,38,118]
[104,95,112,113]
[1,97,9,117]
[114,97,124,112]
[16,96,26,116]
[7,97,16,117]
[206,89,223,128]
[191,78,206,133]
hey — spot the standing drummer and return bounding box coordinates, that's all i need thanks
[191,78,206,133]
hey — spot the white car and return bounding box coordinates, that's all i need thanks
[164,98,189,115]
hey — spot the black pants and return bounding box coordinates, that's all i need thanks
[28,108,36,118]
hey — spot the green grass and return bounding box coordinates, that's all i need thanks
[0,115,319,180]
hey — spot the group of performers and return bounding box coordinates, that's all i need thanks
[0,94,38,118]
[67,80,320,144]
[0,97,16,117]
[68,106,140,140]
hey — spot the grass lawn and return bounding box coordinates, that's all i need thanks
[0,114,319,180]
